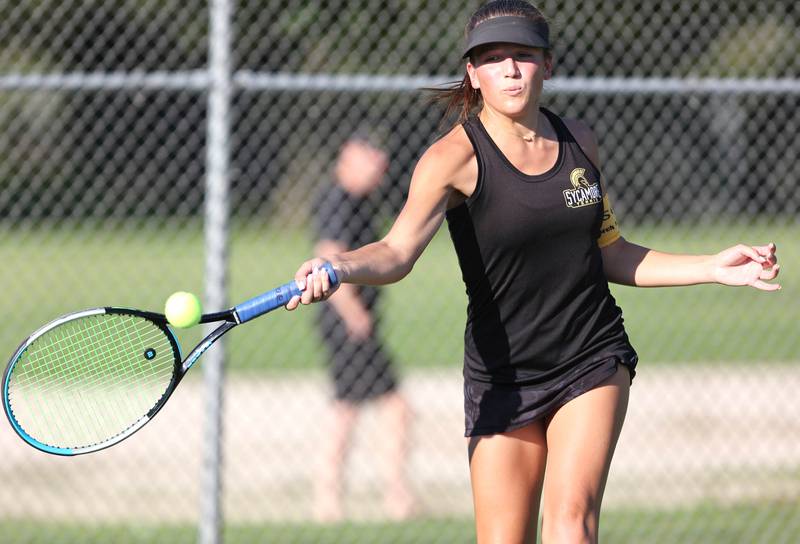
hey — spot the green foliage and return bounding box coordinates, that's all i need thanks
[702,16,800,77]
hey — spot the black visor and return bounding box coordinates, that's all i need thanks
[463,16,550,59]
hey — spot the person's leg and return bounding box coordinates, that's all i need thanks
[540,366,631,543]
[379,390,415,519]
[469,421,548,544]
[314,399,359,522]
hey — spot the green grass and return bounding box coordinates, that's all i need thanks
[0,218,796,372]
[0,518,475,544]
[599,500,800,544]
[2,500,798,543]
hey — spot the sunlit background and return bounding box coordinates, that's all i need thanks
[0,1,797,542]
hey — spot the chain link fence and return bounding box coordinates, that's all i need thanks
[1,1,798,543]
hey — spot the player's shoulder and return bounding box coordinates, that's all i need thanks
[561,116,601,166]
[414,124,475,183]
[561,116,595,144]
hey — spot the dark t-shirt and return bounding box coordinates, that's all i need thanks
[313,183,380,249]
[311,181,396,402]
[312,182,381,311]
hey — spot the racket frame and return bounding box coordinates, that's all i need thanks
[2,308,184,455]
[3,263,336,455]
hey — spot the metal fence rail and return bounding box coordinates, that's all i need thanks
[5,72,800,93]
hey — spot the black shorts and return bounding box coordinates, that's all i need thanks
[463,354,637,437]
[318,309,398,403]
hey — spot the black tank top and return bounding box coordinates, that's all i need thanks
[446,108,636,386]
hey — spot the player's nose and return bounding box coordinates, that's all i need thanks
[503,57,520,76]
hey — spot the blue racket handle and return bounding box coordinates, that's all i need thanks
[234,262,339,323]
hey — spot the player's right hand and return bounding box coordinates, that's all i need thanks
[287,258,339,310]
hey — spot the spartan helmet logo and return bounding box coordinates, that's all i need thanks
[570,168,591,190]
[563,167,602,208]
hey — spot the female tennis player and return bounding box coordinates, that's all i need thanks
[289,1,781,542]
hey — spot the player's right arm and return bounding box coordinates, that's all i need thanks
[289,127,477,308]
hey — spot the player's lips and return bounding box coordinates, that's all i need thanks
[503,86,525,95]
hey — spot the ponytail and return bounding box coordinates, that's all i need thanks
[427,73,482,132]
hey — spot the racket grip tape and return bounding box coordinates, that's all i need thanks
[234,262,339,323]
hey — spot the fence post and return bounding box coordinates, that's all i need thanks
[200,0,233,543]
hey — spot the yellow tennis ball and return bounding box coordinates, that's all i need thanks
[164,291,203,328]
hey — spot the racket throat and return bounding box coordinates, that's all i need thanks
[181,321,237,373]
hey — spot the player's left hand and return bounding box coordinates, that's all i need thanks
[712,242,780,291]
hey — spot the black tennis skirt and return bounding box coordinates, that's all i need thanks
[463,353,637,437]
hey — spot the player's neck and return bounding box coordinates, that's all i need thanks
[480,106,544,144]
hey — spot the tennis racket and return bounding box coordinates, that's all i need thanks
[3,263,337,456]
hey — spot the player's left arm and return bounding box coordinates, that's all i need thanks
[565,118,782,291]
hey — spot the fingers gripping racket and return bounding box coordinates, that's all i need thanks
[3,264,337,456]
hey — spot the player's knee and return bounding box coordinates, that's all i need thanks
[541,499,598,544]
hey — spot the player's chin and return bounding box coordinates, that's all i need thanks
[497,97,533,117]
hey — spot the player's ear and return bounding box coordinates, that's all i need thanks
[466,62,480,90]
[543,53,554,80]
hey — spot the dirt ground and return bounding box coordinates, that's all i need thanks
[1,364,798,523]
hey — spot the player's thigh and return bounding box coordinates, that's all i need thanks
[469,421,548,544]
[542,365,631,522]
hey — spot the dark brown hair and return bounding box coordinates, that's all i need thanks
[429,1,551,129]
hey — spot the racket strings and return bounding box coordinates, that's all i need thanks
[15,322,171,446]
[42,322,168,390]
[7,313,177,449]
[17,323,170,398]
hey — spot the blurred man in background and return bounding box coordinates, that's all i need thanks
[311,128,415,522]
